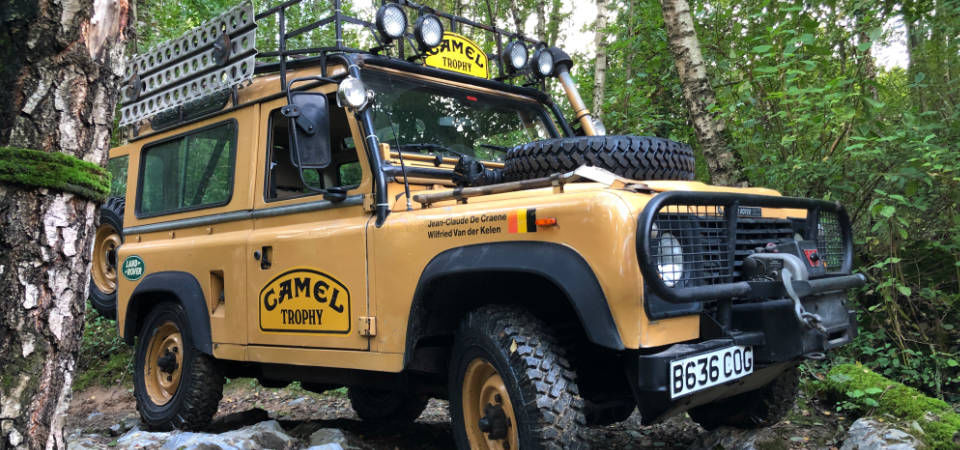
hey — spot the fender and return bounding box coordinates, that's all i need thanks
[405,242,624,364]
[122,271,213,355]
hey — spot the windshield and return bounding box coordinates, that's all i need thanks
[363,70,555,162]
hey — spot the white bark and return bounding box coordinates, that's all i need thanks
[592,0,613,117]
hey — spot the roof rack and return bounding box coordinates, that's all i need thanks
[120,0,545,128]
[119,1,257,126]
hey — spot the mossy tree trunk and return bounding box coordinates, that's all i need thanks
[0,0,133,448]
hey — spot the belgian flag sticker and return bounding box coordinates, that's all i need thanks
[507,208,537,234]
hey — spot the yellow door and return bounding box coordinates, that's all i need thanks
[245,92,372,351]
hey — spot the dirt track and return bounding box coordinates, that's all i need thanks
[67,381,845,449]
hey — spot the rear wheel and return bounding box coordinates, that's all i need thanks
[688,366,800,430]
[347,387,428,426]
[89,197,124,319]
[134,302,223,430]
[449,306,587,450]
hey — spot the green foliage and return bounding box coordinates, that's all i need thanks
[76,302,133,391]
[595,0,960,401]
[822,363,960,449]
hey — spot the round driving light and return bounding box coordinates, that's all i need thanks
[504,41,528,72]
[376,4,407,41]
[337,76,370,110]
[533,47,554,77]
[654,231,684,287]
[414,14,444,50]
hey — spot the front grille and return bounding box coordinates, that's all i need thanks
[817,211,844,270]
[652,210,795,287]
[637,191,853,304]
[733,217,795,280]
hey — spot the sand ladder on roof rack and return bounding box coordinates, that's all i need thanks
[119,0,258,127]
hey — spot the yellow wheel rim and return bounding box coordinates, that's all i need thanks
[462,357,519,450]
[91,224,121,294]
[144,321,183,406]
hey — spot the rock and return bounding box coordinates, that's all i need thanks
[117,427,170,449]
[840,418,921,450]
[690,427,783,450]
[85,412,104,422]
[308,428,352,448]
[66,434,103,450]
[207,408,271,433]
[304,445,344,450]
[288,397,309,408]
[159,420,297,450]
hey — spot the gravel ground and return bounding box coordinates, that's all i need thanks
[66,380,845,449]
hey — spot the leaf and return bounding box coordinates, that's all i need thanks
[857,41,873,52]
[863,398,880,407]
[896,285,912,297]
[864,387,883,395]
[847,389,865,398]
[755,66,778,73]
[880,205,896,218]
[948,359,959,367]
[864,97,885,109]
[752,45,773,53]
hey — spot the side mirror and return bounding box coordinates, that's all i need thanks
[282,78,332,170]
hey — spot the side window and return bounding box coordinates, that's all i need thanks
[266,96,361,202]
[139,121,237,216]
[107,155,129,198]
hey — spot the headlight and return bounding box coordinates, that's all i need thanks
[375,4,407,41]
[504,40,528,72]
[653,228,684,287]
[414,14,444,50]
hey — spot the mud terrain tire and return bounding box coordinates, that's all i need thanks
[89,197,124,319]
[347,387,429,427]
[687,365,800,430]
[449,306,587,450]
[503,135,696,181]
[134,302,223,430]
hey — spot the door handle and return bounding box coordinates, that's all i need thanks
[258,246,272,270]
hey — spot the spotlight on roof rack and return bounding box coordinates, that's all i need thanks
[376,4,407,41]
[504,41,529,73]
[414,13,444,51]
[532,46,554,77]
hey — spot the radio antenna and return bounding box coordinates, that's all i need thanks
[389,122,413,211]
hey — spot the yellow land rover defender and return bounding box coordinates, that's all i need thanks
[90,1,865,448]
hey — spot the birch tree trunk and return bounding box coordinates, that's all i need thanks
[0,0,132,448]
[660,0,743,185]
[592,0,612,118]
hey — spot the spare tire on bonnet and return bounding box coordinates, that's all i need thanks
[502,135,696,182]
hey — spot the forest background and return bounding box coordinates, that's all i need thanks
[82,0,960,409]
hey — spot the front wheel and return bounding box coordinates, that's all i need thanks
[449,306,587,450]
[687,365,800,430]
[133,302,223,430]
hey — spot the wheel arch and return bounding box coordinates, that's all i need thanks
[404,242,624,369]
[122,271,213,355]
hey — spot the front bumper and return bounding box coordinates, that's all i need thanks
[626,292,857,423]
